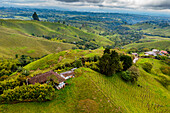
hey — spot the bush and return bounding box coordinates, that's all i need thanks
[160,66,170,76]
[74,60,83,68]
[22,69,30,76]
[128,66,140,82]
[0,79,21,94]
[121,66,140,83]
[121,71,132,82]
[1,84,55,103]
[142,62,153,73]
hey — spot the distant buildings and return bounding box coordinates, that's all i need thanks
[144,49,168,56]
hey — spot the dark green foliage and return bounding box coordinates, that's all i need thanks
[121,71,132,82]
[120,55,133,71]
[121,66,140,83]
[74,60,83,68]
[22,69,30,76]
[0,59,18,77]
[128,66,140,82]
[98,49,123,76]
[0,79,21,94]
[1,84,55,102]
[142,62,153,73]
[17,66,23,72]
[104,48,111,54]
[32,12,40,21]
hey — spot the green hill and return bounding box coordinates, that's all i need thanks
[0,49,169,113]
[0,19,113,49]
[124,40,170,50]
[0,25,75,58]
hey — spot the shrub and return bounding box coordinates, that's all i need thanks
[128,66,140,82]
[142,62,153,73]
[1,84,55,103]
[74,60,83,68]
[121,71,132,82]
[22,69,30,76]
[121,66,140,83]
[160,66,170,76]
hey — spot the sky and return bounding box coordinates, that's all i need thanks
[1,0,170,15]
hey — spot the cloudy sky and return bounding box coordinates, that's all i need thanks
[1,0,170,13]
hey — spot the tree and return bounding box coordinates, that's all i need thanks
[120,55,133,71]
[98,49,123,76]
[104,48,110,54]
[32,12,40,21]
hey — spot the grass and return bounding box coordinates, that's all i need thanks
[0,48,170,113]
[1,62,169,112]
[0,25,75,58]
[0,19,113,46]
[124,40,170,50]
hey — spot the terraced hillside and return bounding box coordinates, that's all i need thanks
[0,49,169,113]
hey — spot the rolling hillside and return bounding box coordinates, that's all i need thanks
[0,25,76,58]
[0,49,169,113]
[124,40,170,50]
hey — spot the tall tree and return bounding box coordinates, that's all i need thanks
[98,49,123,76]
[120,55,132,71]
[32,12,40,21]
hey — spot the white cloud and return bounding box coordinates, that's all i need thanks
[1,0,170,12]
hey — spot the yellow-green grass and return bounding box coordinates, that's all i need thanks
[0,26,75,58]
[139,35,170,42]
[124,40,170,50]
[0,19,114,46]
[24,49,104,71]
[124,24,170,37]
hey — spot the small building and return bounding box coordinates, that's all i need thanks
[28,70,66,90]
[152,49,159,53]
[144,51,157,56]
[60,71,75,80]
[132,53,138,56]
[160,50,168,55]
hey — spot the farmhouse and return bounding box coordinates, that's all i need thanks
[144,51,157,56]
[28,70,66,90]
[152,49,159,53]
[60,71,75,80]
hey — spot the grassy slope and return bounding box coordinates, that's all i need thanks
[0,19,113,46]
[0,26,75,58]
[123,40,170,50]
[1,49,169,113]
[1,58,169,113]
[126,23,170,37]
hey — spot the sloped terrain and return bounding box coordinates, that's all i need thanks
[0,50,169,113]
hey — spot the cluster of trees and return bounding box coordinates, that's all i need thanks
[0,55,39,78]
[1,84,55,103]
[97,48,133,76]
[96,48,141,83]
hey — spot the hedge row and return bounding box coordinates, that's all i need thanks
[1,84,55,103]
